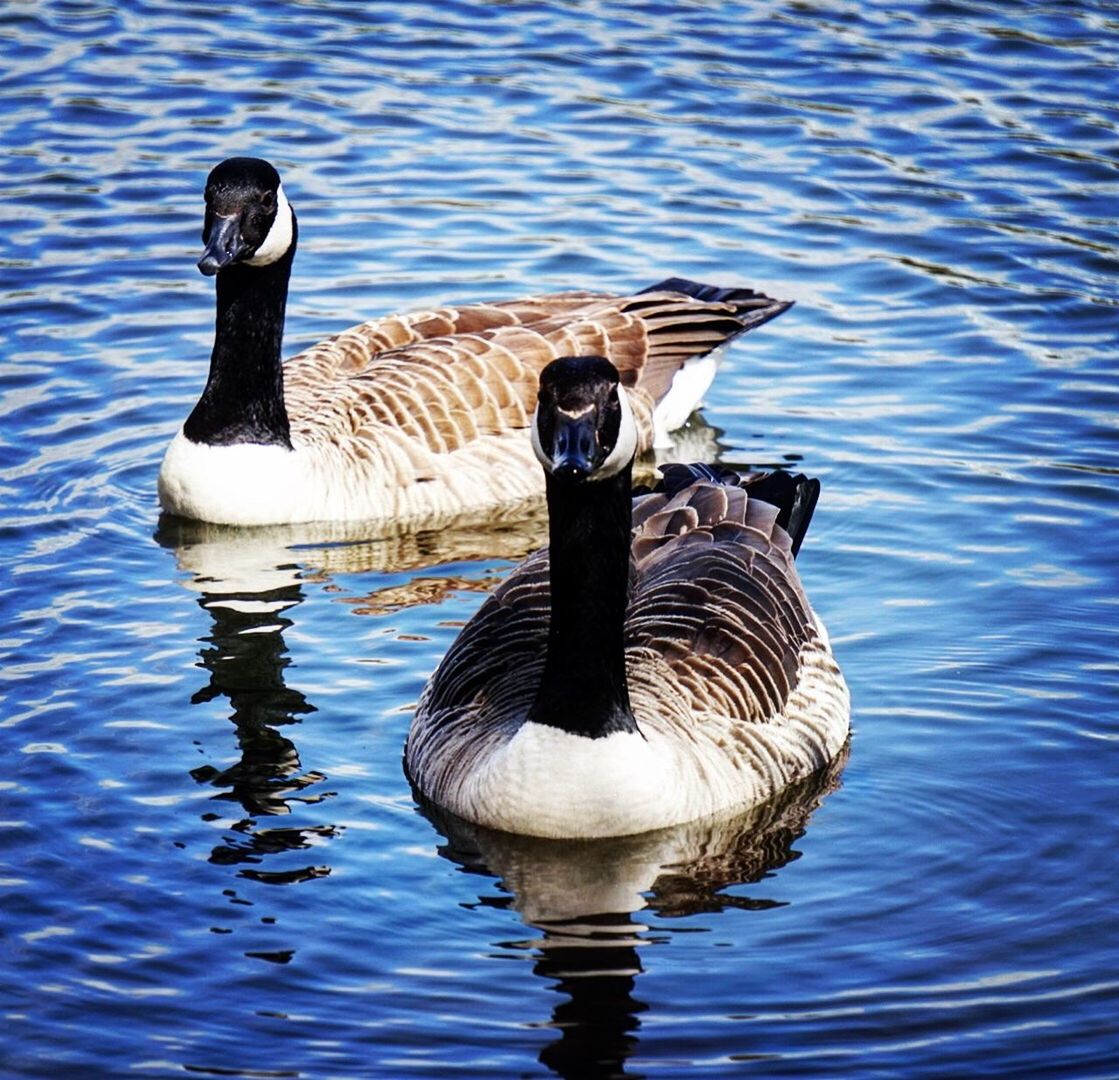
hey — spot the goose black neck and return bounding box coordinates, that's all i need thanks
[183,226,297,448]
[528,463,638,739]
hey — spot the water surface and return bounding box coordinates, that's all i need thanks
[1,1,1117,1076]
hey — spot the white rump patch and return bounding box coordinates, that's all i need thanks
[245,184,293,267]
[652,348,723,448]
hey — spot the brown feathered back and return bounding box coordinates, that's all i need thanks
[416,473,821,752]
[283,282,792,458]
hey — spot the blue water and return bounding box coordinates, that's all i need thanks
[2,1,1117,1076]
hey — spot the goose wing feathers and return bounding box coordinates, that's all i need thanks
[282,285,791,457]
[419,474,817,741]
[420,545,552,729]
[625,480,813,726]
[409,545,554,794]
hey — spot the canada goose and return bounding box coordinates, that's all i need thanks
[405,355,850,839]
[159,157,794,528]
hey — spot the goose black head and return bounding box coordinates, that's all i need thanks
[198,157,295,276]
[532,356,638,484]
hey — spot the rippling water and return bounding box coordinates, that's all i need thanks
[2,1,1117,1076]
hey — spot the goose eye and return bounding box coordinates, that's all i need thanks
[260,191,275,212]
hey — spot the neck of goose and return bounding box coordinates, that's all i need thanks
[528,463,638,739]
[183,229,297,449]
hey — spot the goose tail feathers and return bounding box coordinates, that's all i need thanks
[640,276,794,333]
[647,462,820,558]
[739,469,820,558]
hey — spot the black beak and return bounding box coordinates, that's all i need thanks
[551,412,598,482]
[198,213,249,275]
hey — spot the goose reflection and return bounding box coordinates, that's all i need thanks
[186,580,338,884]
[156,503,548,588]
[156,517,340,886]
[418,750,847,1080]
[155,509,556,885]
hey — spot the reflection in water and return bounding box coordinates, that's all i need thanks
[156,518,345,889]
[154,507,557,892]
[532,915,647,1080]
[155,504,548,591]
[421,751,848,1079]
[188,584,337,885]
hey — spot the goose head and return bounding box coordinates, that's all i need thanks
[531,356,638,484]
[198,157,296,276]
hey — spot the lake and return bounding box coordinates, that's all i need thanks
[1,1,1117,1076]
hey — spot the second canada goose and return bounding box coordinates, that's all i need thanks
[405,356,850,839]
[158,157,793,528]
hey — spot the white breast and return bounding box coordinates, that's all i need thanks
[413,627,850,840]
[449,723,686,839]
[158,427,545,529]
[158,432,316,526]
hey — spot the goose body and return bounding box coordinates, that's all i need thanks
[159,157,793,528]
[405,357,850,839]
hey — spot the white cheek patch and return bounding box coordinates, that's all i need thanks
[596,388,637,479]
[530,403,551,473]
[245,183,293,266]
